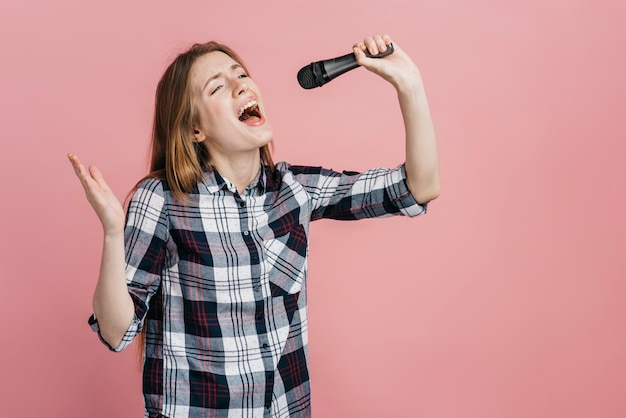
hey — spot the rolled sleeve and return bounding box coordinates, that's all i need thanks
[88,314,142,352]
[287,163,427,221]
[385,164,428,217]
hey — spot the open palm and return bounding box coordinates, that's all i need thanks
[68,153,125,234]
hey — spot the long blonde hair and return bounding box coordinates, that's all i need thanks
[135,41,275,366]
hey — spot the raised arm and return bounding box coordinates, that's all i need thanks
[68,153,134,349]
[354,34,440,204]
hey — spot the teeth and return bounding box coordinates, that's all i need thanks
[238,100,258,118]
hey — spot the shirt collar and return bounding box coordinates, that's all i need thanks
[202,162,268,195]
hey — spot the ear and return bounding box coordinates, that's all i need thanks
[193,128,206,143]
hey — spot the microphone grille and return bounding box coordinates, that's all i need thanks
[297,63,320,89]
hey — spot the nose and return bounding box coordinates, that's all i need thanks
[233,77,249,97]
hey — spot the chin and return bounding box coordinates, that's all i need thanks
[253,124,274,145]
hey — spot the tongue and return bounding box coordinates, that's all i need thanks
[241,114,261,125]
[240,107,262,125]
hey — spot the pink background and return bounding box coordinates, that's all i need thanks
[1,0,625,417]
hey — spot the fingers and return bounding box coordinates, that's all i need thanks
[68,153,93,192]
[67,153,110,192]
[89,165,111,191]
[68,153,86,178]
[354,34,392,57]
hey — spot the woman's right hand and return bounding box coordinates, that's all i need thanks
[68,153,125,235]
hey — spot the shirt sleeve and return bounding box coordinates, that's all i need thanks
[286,163,428,221]
[89,177,169,352]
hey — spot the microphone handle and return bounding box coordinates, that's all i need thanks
[321,52,361,82]
[322,43,395,83]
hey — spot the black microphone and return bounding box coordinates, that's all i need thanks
[297,43,394,89]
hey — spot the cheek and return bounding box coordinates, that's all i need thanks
[203,103,231,125]
[197,107,220,132]
[201,110,235,141]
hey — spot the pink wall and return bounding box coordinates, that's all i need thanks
[1,0,625,417]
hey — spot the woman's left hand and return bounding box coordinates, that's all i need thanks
[353,34,423,91]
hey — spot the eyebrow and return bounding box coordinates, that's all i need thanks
[202,63,244,92]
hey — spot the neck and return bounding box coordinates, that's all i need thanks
[210,150,261,194]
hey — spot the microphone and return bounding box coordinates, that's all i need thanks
[297,44,394,89]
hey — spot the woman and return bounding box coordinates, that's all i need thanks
[68,34,439,418]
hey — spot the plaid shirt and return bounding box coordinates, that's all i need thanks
[90,162,427,418]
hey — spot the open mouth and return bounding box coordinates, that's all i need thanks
[238,99,262,124]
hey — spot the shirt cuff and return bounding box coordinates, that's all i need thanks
[88,313,142,352]
[387,165,428,217]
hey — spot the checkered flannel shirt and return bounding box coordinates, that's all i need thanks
[89,162,427,418]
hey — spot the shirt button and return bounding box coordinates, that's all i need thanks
[243,231,249,236]
[262,343,269,349]
[256,312,263,320]
[239,201,245,208]
[254,285,261,292]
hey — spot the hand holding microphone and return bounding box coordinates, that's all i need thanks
[297,37,395,89]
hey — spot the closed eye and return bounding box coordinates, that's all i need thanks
[209,72,248,95]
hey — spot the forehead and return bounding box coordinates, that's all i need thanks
[191,51,241,88]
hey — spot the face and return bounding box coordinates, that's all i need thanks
[190,51,273,160]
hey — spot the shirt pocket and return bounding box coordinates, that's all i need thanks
[262,223,308,297]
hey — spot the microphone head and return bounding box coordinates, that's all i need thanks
[297,63,325,89]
